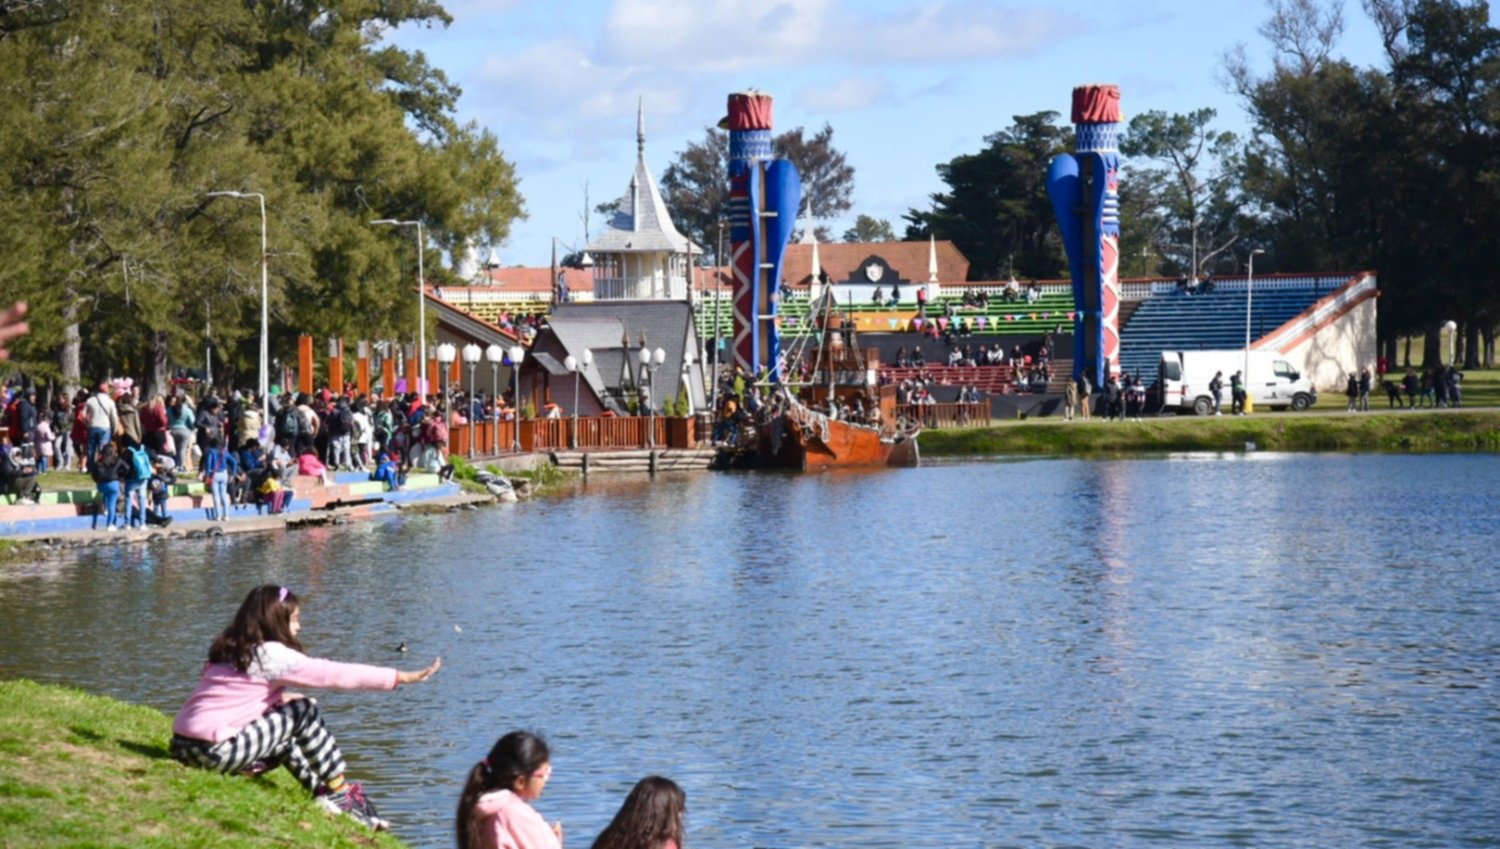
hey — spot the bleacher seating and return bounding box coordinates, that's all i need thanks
[1115,285,1336,378]
[695,293,1075,340]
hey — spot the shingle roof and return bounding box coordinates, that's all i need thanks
[585,105,699,256]
[548,301,706,411]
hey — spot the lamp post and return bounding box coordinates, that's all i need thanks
[1244,248,1266,403]
[371,219,427,394]
[436,344,456,463]
[564,354,579,449]
[508,344,525,453]
[485,344,503,455]
[642,346,665,447]
[462,344,481,457]
[682,348,695,415]
[206,190,269,419]
[1444,319,1458,366]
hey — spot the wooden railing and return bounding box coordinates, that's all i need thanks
[896,402,990,428]
[444,416,677,457]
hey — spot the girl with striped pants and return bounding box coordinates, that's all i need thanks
[170,585,440,830]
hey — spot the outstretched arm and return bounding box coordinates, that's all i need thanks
[397,656,442,685]
[0,302,28,361]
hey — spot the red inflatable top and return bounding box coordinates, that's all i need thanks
[1071,84,1120,124]
[726,92,774,131]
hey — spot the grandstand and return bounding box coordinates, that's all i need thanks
[1115,276,1347,378]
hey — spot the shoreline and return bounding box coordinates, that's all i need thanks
[918,407,1500,456]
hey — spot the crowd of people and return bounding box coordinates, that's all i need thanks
[1363,364,1465,410]
[171,585,687,847]
[0,368,530,527]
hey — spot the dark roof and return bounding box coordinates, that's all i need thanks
[545,301,706,411]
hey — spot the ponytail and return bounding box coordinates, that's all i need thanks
[456,731,550,849]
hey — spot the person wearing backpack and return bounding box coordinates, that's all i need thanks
[121,437,153,529]
[274,397,303,450]
[327,398,354,471]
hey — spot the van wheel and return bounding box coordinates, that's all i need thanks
[1192,397,1214,416]
[1290,393,1312,412]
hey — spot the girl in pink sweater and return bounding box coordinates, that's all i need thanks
[457,731,564,849]
[170,585,440,830]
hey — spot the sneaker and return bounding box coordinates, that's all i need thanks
[316,782,390,830]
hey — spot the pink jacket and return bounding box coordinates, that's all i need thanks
[172,642,398,743]
[472,790,561,849]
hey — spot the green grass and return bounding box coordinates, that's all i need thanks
[0,679,407,848]
[922,409,1500,456]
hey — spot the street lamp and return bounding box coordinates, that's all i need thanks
[1244,248,1266,409]
[436,343,456,462]
[485,343,504,455]
[508,344,525,452]
[682,348,695,415]
[642,346,665,447]
[1444,319,1458,365]
[372,219,427,393]
[206,190,269,419]
[462,343,481,457]
[564,354,579,449]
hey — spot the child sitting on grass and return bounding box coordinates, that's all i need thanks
[170,585,440,830]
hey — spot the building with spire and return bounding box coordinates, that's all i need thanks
[585,99,702,300]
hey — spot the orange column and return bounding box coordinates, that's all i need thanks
[329,339,344,396]
[357,341,371,397]
[426,357,439,397]
[404,347,419,395]
[380,351,394,399]
[298,336,314,395]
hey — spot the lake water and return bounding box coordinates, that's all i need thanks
[2,453,1498,848]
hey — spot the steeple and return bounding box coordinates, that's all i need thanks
[637,96,645,159]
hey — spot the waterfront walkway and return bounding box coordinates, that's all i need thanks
[0,468,470,543]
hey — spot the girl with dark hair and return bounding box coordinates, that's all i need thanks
[170,585,440,830]
[456,730,562,849]
[591,776,686,849]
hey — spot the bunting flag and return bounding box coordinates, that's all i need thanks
[888,318,899,329]
[976,317,987,329]
[937,317,948,331]
[1068,311,1076,320]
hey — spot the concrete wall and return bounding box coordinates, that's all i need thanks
[1255,273,1379,394]
[1288,296,1378,393]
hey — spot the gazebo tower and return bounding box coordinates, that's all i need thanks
[585,99,701,300]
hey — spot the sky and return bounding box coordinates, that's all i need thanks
[382,0,1407,269]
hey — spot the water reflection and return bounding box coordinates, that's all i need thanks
[2,453,1498,847]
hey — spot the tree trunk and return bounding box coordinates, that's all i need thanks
[1422,321,1443,367]
[1462,321,1480,369]
[146,330,170,400]
[59,294,81,398]
[1485,326,1496,369]
[1402,335,1412,368]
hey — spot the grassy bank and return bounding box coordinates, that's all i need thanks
[921,409,1500,456]
[0,679,405,848]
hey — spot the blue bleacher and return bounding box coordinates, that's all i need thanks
[1117,285,1335,379]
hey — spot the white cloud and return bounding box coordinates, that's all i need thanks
[597,0,1077,71]
[800,77,895,113]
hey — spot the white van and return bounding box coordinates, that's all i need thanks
[1158,350,1317,415]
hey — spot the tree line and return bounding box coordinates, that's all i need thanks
[0,0,523,399]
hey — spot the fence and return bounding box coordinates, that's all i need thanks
[896,402,990,429]
[444,416,678,457]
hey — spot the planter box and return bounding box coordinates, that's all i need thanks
[665,416,694,449]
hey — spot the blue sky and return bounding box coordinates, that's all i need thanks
[384,0,1411,268]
